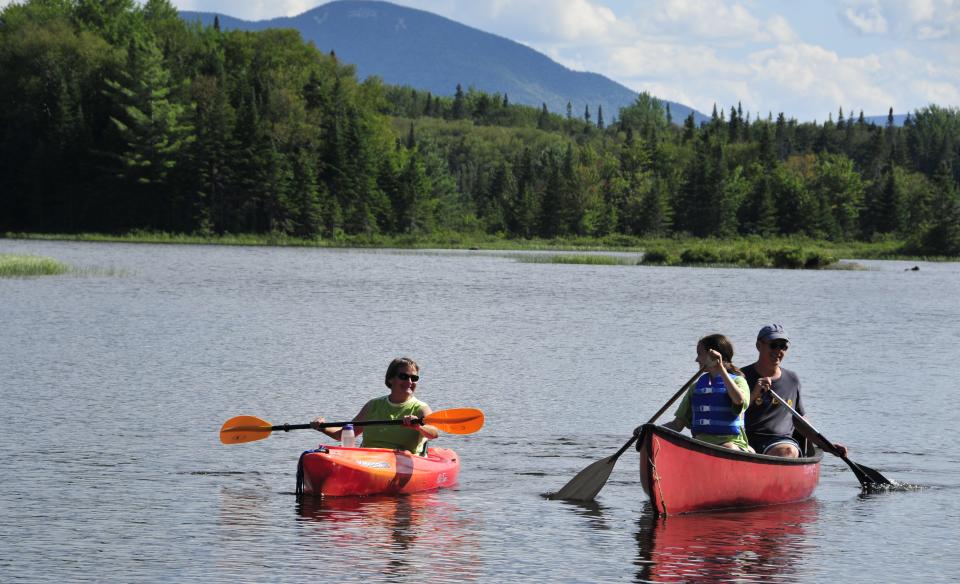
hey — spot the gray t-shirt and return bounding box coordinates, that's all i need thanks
[743,364,806,445]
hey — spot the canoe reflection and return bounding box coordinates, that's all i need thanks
[296,493,482,581]
[635,500,820,583]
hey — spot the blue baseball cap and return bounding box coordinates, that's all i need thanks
[757,324,789,342]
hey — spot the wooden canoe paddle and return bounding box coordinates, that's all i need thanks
[767,388,893,488]
[550,367,706,501]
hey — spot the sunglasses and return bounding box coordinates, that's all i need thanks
[396,372,420,382]
[769,341,789,350]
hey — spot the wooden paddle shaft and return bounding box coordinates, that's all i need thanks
[613,367,707,460]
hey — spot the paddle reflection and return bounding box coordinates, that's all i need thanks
[296,493,482,581]
[554,498,615,531]
[634,500,820,583]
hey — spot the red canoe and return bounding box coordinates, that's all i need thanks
[637,424,821,515]
[297,445,460,497]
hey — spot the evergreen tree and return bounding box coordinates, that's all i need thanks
[537,103,550,130]
[104,32,193,229]
[914,163,960,254]
[451,83,465,119]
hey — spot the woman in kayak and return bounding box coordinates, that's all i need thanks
[311,357,439,454]
[663,334,753,452]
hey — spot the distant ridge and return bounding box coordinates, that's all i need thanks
[864,113,909,127]
[180,0,710,125]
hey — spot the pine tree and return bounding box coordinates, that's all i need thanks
[104,33,193,228]
[537,103,550,130]
[451,83,465,119]
[916,163,960,254]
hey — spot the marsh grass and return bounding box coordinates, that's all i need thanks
[0,254,70,277]
[515,254,640,265]
[640,239,844,269]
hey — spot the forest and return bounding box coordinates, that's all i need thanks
[2,0,959,256]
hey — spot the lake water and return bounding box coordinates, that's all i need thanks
[1,239,959,583]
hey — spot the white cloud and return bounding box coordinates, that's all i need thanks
[640,0,797,45]
[765,15,799,44]
[172,0,314,20]
[841,0,960,39]
[843,5,888,34]
[751,44,895,114]
[607,41,748,78]
[401,0,624,44]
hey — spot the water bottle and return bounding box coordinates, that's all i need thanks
[341,424,356,448]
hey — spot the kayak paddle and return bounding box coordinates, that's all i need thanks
[767,388,893,488]
[220,407,485,444]
[550,367,706,501]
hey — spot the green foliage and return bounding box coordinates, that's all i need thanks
[640,238,837,268]
[0,0,958,257]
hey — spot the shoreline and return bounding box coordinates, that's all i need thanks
[2,231,953,267]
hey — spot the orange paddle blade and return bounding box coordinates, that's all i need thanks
[220,415,274,444]
[424,408,484,434]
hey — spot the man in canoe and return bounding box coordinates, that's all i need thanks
[744,324,848,457]
[311,357,440,454]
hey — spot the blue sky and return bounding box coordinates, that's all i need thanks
[6,0,957,121]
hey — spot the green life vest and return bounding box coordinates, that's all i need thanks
[361,396,429,454]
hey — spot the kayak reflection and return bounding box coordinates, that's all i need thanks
[296,493,482,581]
[634,500,820,583]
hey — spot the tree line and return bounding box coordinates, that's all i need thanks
[2,0,959,255]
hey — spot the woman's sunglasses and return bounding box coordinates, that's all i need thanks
[396,372,420,382]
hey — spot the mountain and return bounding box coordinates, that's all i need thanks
[864,113,909,127]
[179,0,709,125]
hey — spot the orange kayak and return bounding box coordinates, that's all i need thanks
[296,445,460,497]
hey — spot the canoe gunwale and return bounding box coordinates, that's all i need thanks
[640,424,823,465]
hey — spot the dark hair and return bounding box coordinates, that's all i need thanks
[385,357,419,388]
[698,334,743,376]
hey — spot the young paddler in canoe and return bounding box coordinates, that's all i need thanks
[663,334,754,452]
[311,357,439,454]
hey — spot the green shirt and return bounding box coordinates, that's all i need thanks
[360,396,429,454]
[673,374,751,451]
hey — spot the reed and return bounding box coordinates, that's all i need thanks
[0,254,70,277]
[515,254,640,265]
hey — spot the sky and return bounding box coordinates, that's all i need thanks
[5,0,958,121]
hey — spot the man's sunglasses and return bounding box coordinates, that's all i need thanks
[396,372,420,382]
[769,341,789,350]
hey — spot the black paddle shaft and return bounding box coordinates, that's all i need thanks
[270,418,422,432]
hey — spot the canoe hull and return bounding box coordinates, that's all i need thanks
[638,424,821,515]
[299,446,460,497]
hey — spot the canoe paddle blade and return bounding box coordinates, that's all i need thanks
[220,415,274,444]
[549,454,619,501]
